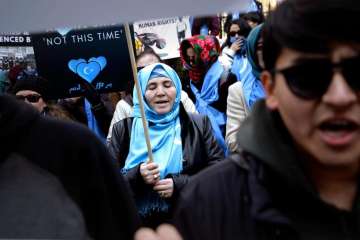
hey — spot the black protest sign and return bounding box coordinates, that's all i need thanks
[31,25,133,99]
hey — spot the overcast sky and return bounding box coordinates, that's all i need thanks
[0,0,253,33]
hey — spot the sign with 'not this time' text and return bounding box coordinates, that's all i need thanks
[31,25,133,99]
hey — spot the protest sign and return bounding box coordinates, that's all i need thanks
[31,25,132,99]
[133,16,191,59]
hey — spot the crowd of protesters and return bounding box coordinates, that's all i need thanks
[1,0,360,239]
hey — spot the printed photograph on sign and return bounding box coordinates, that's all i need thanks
[0,34,36,93]
[133,16,192,60]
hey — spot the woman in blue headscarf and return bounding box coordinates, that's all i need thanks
[225,24,266,153]
[107,63,224,227]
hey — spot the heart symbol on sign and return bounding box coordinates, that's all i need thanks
[89,57,107,70]
[68,57,107,83]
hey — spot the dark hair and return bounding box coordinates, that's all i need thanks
[222,18,252,50]
[180,40,193,63]
[136,48,161,63]
[262,0,360,71]
[241,11,264,25]
[227,18,252,37]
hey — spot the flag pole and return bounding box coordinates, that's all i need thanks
[124,23,154,163]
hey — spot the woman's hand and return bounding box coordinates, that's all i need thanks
[134,224,183,240]
[153,178,174,198]
[140,162,160,185]
[230,38,242,52]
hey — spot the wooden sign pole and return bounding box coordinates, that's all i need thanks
[124,23,154,163]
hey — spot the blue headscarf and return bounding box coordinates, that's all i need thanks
[123,63,183,179]
[241,24,266,109]
[123,63,183,216]
[190,60,227,153]
[84,99,106,142]
[230,54,253,83]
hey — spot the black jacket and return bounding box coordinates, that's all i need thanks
[107,104,224,196]
[58,95,112,134]
[0,94,140,239]
[174,100,360,240]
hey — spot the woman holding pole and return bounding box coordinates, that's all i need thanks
[107,63,224,227]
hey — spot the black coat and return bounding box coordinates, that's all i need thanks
[107,104,224,197]
[173,101,360,240]
[0,94,140,240]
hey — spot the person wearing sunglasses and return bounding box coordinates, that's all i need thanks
[12,73,48,114]
[225,24,266,153]
[171,0,360,239]
[219,18,252,81]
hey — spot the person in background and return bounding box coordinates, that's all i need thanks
[219,18,252,81]
[12,72,49,114]
[7,60,26,92]
[11,72,77,121]
[242,11,264,28]
[58,76,112,141]
[0,64,9,93]
[107,63,224,228]
[180,35,234,153]
[225,24,265,153]
[191,15,220,36]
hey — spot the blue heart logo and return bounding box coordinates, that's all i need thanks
[68,56,107,83]
[68,59,86,73]
[77,62,101,83]
[89,57,107,70]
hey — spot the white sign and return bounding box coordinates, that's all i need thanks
[133,17,191,60]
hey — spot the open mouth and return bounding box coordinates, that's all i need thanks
[318,119,359,147]
[319,120,358,132]
[154,100,169,106]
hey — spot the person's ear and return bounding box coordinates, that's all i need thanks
[261,70,278,110]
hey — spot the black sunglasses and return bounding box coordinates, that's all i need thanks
[16,94,42,103]
[137,66,145,72]
[228,31,242,37]
[272,56,360,99]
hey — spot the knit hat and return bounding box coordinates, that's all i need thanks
[12,72,48,100]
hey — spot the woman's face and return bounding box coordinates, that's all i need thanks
[145,77,177,114]
[229,24,241,37]
[186,47,196,66]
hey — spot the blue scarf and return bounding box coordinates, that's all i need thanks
[84,99,106,142]
[242,24,266,109]
[123,63,183,216]
[231,54,252,82]
[124,63,183,178]
[241,70,265,109]
[190,60,227,153]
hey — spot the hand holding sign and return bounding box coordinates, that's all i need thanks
[68,57,107,105]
